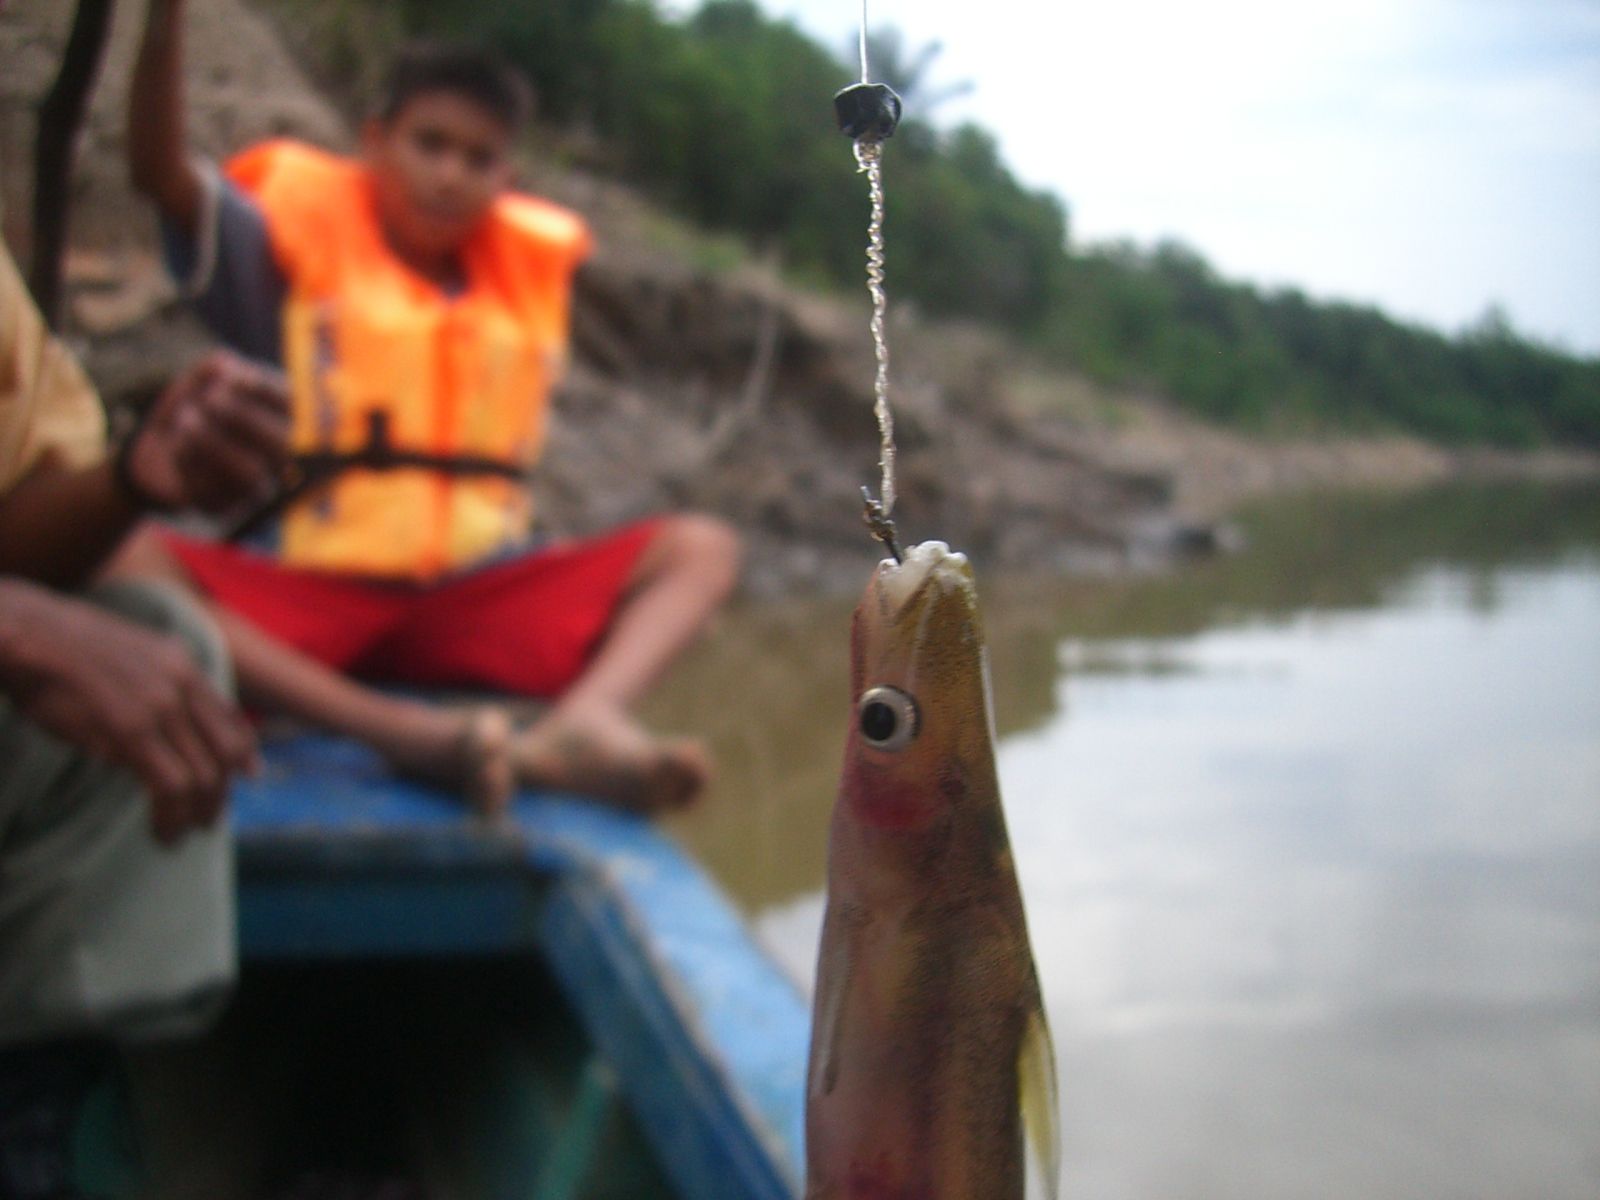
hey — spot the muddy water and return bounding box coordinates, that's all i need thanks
[647,480,1600,1200]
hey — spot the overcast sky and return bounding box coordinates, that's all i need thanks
[753,0,1600,356]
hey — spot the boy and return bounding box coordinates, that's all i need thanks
[123,0,741,814]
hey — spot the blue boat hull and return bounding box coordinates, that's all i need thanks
[137,733,813,1199]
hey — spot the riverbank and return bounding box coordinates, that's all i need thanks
[548,264,1600,597]
[1073,393,1600,522]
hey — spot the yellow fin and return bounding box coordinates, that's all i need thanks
[1019,1001,1062,1200]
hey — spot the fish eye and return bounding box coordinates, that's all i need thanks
[857,686,919,752]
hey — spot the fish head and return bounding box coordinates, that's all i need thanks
[842,540,999,837]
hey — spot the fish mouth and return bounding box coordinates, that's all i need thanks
[875,540,974,618]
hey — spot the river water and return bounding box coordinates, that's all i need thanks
[651,480,1600,1200]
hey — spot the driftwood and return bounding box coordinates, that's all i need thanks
[28,0,116,328]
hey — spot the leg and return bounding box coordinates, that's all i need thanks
[0,582,237,1198]
[213,610,515,814]
[560,513,742,712]
[103,529,514,813]
[511,515,741,811]
[371,515,741,813]
[0,580,236,1046]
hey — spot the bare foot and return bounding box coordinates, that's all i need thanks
[509,703,710,814]
[378,705,515,816]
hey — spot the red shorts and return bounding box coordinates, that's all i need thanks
[161,520,662,699]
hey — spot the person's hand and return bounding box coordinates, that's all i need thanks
[121,350,290,515]
[0,580,258,843]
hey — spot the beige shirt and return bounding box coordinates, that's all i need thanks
[0,240,106,494]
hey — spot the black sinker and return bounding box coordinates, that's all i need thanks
[833,82,902,142]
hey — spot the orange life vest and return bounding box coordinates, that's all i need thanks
[227,139,591,580]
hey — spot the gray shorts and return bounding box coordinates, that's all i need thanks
[0,581,237,1047]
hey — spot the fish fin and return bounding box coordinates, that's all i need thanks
[1019,1001,1061,1200]
[808,905,852,1096]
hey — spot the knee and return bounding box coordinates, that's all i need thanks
[85,580,233,697]
[657,515,742,593]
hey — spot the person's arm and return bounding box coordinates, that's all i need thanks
[163,179,289,363]
[128,0,203,236]
[0,455,144,591]
[0,577,258,843]
[0,351,290,589]
[131,0,287,359]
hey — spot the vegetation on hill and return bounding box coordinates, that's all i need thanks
[272,0,1600,448]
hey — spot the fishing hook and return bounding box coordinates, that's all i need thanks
[862,486,904,563]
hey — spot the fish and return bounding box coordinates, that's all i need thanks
[804,540,1060,1199]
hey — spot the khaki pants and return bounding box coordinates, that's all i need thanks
[0,581,236,1047]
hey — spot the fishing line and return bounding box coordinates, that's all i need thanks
[834,1,904,560]
[858,0,870,83]
[858,140,894,518]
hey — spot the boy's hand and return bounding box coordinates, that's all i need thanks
[122,350,291,514]
[0,579,258,843]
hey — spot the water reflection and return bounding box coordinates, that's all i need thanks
[997,564,1600,1199]
[645,481,1600,1200]
[655,481,1600,905]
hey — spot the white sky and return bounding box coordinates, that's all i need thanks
[752,0,1600,355]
